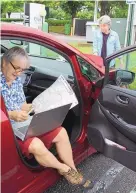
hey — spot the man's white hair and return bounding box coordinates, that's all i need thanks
[98,15,111,26]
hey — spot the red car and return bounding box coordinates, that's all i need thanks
[1,23,136,193]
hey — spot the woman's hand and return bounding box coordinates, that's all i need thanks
[8,110,28,122]
[21,103,32,113]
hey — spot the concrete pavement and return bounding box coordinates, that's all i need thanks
[45,153,136,193]
[50,32,87,43]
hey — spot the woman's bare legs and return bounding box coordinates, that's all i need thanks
[28,137,70,172]
[52,127,77,171]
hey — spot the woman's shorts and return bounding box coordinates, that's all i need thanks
[18,127,62,157]
[12,119,62,158]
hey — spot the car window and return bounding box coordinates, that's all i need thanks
[108,50,136,90]
[1,39,74,82]
[1,39,15,49]
[77,55,100,82]
[1,39,66,61]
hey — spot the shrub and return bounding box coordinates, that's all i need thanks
[46,19,71,26]
[1,18,72,27]
[49,26,65,34]
[1,18,23,22]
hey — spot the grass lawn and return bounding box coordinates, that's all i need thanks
[69,42,92,54]
[49,26,65,34]
[69,42,136,69]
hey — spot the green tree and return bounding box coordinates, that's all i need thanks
[84,1,95,10]
[29,0,60,9]
[60,1,85,21]
[1,0,24,18]
[76,1,95,20]
[111,2,128,18]
[49,8,66,20]
[99,1,128,18]
[77,11,93,20]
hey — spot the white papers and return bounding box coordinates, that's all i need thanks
[32,75,78,114]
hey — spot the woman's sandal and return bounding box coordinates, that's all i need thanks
[59,168,94,189]
[80,178,94,190]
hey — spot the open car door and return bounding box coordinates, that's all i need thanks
[87,45,136,172]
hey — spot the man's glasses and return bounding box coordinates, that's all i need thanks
[10,61,28,73]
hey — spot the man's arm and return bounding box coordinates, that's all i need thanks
[93,32,98,55]
[115,33,121,51]
[119,58,124,69]
[115,34,124,69]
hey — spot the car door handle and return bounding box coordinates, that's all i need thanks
[116,95,129,104]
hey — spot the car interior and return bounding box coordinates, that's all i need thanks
[1,42,84,169]
[87,48,136,172]
[22,59,83,143]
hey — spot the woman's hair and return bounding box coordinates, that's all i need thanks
[2,46,29,66]
[98,15,111,27]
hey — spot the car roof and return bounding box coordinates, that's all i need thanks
[1,23,79,54]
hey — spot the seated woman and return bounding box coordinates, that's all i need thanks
[1,46,93,189]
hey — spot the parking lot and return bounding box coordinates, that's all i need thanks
[46,153,136,193]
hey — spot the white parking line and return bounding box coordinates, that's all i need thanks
[87,163,124,193]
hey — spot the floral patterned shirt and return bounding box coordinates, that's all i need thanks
[1,73,26,122]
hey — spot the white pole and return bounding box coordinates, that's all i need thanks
[124,4,131,47]
[94,0,98,22]
[131,4,136,44]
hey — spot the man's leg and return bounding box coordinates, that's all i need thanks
[28,137,70,173]
[53,127,77,171]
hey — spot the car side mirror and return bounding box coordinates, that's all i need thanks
[115,70,135,86]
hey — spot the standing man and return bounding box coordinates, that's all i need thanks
[93,15,123,68]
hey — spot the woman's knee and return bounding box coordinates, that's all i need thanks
[53,127,69,143]
[28,137,47,155]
